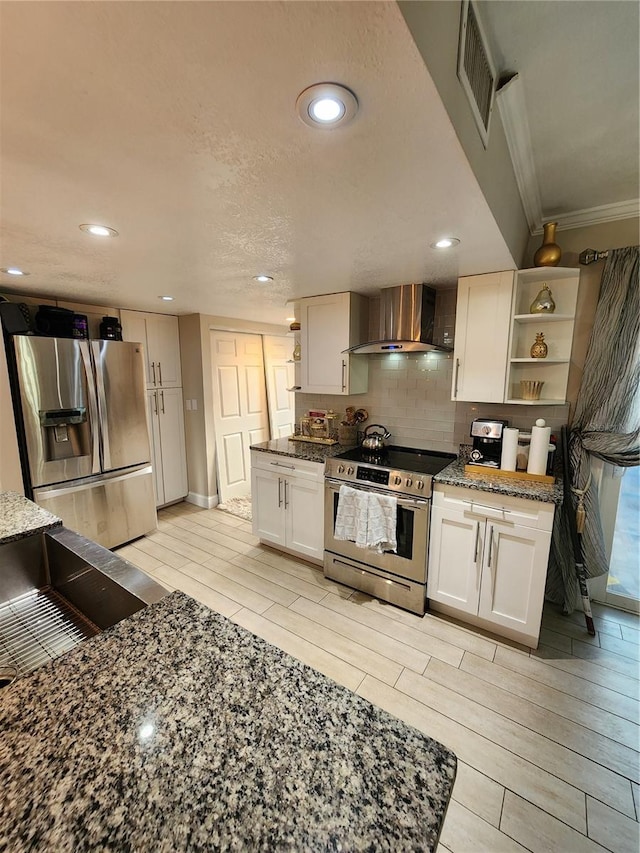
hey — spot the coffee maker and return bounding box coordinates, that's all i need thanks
[470,418,508,468]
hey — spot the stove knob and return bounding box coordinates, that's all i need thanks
[394,476,402,485]
[405,478,413,488]
[347,466,354,475]
[337,465,345,474]
[416,480,425,490]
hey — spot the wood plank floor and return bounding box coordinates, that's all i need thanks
[115,502,640,853]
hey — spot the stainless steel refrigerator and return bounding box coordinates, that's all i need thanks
[8,335,157,548]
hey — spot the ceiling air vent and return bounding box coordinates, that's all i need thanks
[457,0,496,148]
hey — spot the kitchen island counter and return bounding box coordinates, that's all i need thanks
[0,591,456,851]
[435,458,563,505]
[251,436,354,464]
[0,491,62,545]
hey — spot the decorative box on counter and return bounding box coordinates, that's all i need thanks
[290,409,339,445]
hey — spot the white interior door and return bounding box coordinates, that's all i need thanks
[210,331,270,502]
[262,335,295,439]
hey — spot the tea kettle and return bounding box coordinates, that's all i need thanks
[362,424,391,450]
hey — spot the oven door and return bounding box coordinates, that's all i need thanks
[324,478,429,583]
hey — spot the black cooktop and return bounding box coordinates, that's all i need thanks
[335,445,456,476]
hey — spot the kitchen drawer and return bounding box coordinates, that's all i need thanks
[433,484,554,531]
[250,451,324,483]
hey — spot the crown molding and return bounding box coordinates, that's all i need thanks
[496,74,543,233]
[531,199,640,234]
[497,75,639,236]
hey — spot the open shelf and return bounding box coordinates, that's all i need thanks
[510,357,569,364]
[506,268,579,407]
[513,314,575,323]
[505,398,568,406]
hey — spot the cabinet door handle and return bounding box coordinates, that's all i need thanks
[284,480,289,509]
[152,390,158,415]
[160,390,165,414]
[278,477,282,507]
[474,521,480,562]
[341,359,347,392]
[151,362,157,386]
[453,358,460,399]
[487,524,494,568]
[270,461,295,470]
[157,361,163,386]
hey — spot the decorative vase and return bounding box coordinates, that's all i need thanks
[534,221,562,267]
[529,283,556,314]
[530,332,548,359]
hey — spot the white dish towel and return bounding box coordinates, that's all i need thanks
[334,485,369,547]
[365,491,397,553]
[334,485,397,553]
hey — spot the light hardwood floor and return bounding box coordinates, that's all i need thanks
[115,502,640,853]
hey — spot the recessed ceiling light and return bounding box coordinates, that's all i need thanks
[296,83,358,129]
[431,237,460,249]
[159,295,174,301]
[254,274,274,283]
[1,267,29,276]
[79,223,119,238]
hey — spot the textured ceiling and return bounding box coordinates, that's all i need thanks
[2,2,637,326]
[0,1,515,324]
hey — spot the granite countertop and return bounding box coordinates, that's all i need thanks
[0,591,457,851]
[435,459,563,505]
[251,436,353,464]
[0,491,62,545]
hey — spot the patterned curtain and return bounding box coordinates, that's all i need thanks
[547,246,640,612]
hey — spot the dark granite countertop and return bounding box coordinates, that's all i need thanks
[0,491,62,545]
[251,437,353,464]
[0,591,456,852]
[435,459,563,505]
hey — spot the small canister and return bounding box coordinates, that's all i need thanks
[516,432,531,471]
[338,424,357,446]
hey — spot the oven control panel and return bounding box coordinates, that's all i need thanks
[356,465,389,486]
[325,457,433,498]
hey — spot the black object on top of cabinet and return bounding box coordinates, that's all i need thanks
[0,302,32,334]
[99,316,123,341]
[34,305,89,339]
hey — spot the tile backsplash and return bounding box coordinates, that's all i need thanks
[296,354,569,455]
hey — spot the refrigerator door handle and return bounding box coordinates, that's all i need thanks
[92,341,111,471]
[79,341,101,474]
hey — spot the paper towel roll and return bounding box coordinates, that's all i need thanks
[528,419,551,475]
[500,428,519,471]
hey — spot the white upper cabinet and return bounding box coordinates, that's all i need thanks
[452,268,579,405]
[299,292,369,395]
[121,311,182,388]
[451,271,513,403]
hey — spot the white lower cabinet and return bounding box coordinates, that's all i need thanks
[251,451,324,563]
[427,484,554,647]
[147,388,188,507]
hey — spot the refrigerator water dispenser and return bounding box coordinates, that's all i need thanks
[39,408,89,462]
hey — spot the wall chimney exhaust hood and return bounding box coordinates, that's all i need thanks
[346,283,451,354]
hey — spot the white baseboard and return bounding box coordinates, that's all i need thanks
[186,491,219,509]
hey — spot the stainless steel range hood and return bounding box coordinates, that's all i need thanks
[346,283,451,354]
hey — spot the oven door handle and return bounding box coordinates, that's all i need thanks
[324,478,429,509]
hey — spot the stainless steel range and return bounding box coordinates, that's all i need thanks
[324,446,455,614]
